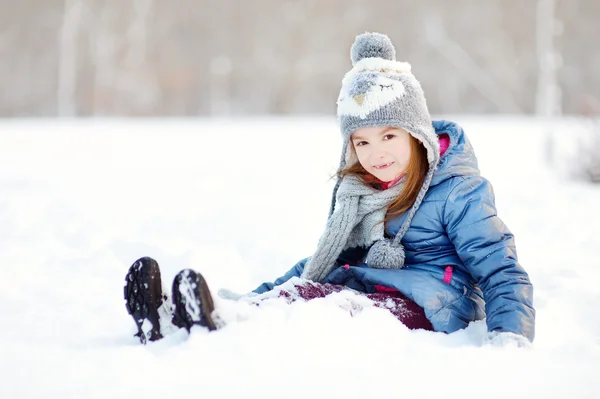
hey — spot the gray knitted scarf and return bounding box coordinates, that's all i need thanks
[301,174,405,282]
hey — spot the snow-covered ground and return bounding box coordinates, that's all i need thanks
[0,117,598,398]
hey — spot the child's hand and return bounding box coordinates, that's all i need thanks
[483,331,532,348]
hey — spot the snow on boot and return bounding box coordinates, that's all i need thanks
[124,257,166,344]
[172,269,217,332]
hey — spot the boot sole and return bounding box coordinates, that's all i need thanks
[124,257,164,344]
[172,269,217,332]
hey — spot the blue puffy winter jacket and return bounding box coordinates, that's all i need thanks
[253,120,536,341]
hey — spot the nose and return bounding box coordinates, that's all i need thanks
[371,148,386,159]
[370,151,386,165]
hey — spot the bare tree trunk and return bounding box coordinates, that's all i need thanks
[536,0,562,165]
[536,0,562,117]
[209,56,232,116]
[89,4,117,115]
[207,1,232,116]
[125,0,159,113]
[57,0,83,117]
[423,12,522,113]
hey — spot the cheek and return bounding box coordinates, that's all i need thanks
[393,141,411,161]
[354,148,370,168]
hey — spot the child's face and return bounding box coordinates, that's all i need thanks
[351,126,412,182]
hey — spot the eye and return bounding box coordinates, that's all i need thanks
[354,141,368,147]
[383,134,395,140]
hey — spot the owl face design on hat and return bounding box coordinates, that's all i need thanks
[337,72,407,119]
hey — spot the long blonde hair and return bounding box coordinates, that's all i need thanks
[337,135,429,224]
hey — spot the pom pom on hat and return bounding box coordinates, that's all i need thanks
[365,239,406,269]
[350,32,396,65]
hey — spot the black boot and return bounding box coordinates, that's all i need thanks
[171,269,217,332]
[124,257,167,344]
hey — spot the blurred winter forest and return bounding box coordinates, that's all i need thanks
[1,0,598,118]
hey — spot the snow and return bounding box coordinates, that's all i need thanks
[0,116,599,398]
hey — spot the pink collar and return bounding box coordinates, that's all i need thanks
[439,134,450,156]
[381,175,404,190]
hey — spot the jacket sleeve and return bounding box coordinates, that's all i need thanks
[443,176,536,341]
[252,257,308,294]
[251,246,369,295]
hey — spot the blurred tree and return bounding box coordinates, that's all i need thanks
[0,0,597,117]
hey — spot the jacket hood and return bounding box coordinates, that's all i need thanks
[430,120,480,187]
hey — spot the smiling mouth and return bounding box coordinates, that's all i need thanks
[373,162,394,170]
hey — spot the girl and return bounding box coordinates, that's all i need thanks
[124,32,535,345]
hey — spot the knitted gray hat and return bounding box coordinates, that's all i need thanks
[332,33,440,270]
[336,32,439,165]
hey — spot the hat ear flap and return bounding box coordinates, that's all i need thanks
[344,142,357,165]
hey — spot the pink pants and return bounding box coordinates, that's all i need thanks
[266,281,434,331]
